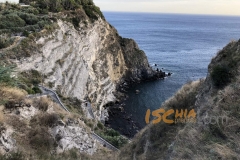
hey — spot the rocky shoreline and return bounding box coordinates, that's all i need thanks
[104,68,172,138]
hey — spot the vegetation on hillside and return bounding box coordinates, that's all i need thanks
[19,0,104,19]
[18,69,42,94]
[95,127,128,149]
[0,3,54,35]
[0,65,17,86]
[211,64,231,88]
[0,0,104,50]
[210,41,240,88]
[0,34,15,49]
[0,1,116,159]
[119,40,240,160]
[119,80,204,160]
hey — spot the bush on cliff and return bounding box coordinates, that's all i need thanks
[19,0,103,20]
[0,65,17,86]
[0,6,53,34]
[83,5,104,20]
[211,65,231,88]
[0,35,14,49]
[96,128,128,148]
[0,14,26,29]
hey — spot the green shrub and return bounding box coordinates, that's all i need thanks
[22,30,29,37]
[0,151,25,160]
[0,35,14,49]
[81,0,94,5]
[0,14,25,29]
[72,17,80,29]
[96,128,128,148]
[0,5,53,34]
[105,128,120,137]
[211,65,231,88]
[86,121,93,128]
[97,122,103,130]
[20,69,42,87]
[83,5,103,20]
[32,86,42,94]
[0,65,17,86]
[17,12,39,25]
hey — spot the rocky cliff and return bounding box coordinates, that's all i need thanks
[3,7,157,121]
[0,2,160,158]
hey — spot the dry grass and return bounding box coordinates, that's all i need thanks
[119,80,204,160]
[162,79,203,111]
[28,126,54,151]
[120,71,240,159]
[0,85,27,104]
[5,115,27,133]
[32,97,52,112]
[0,105,5,123]
[50,102,76,120]
[163,79,240,159]
[160,69,240,159]
[91,148,119,160]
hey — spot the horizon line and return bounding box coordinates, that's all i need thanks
[101,10,240,18]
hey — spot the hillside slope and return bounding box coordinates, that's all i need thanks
[0,1,159,122]
[0,1,160,159]
[119,40,240,159]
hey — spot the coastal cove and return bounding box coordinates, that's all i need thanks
[104,12,240,137]
[1,1,240,159]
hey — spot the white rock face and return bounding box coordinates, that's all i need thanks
[0,99,102,155]
[15,19,127,120]
[51,125,97,155]
[18,105,38,120]
[0,127,16,154]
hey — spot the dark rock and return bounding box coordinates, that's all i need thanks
[5,148,9,152]
[55,134,62,141]
[15,110,20,115]
[57,120,65,126]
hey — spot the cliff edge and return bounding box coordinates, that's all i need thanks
[0,1,158,122]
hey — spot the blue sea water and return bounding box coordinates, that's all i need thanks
[103,12,240,133]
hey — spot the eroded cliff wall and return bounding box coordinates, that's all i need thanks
[13,11,154,120]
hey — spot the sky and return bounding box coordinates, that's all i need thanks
[94,0,240,16]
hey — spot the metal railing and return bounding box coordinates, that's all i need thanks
[31,85,122,151]
[38,85,69,112]
[92,132,119,152]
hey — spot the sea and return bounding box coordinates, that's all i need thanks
[103,12,240,137]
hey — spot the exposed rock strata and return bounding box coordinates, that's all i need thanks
[14,17,160,120]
